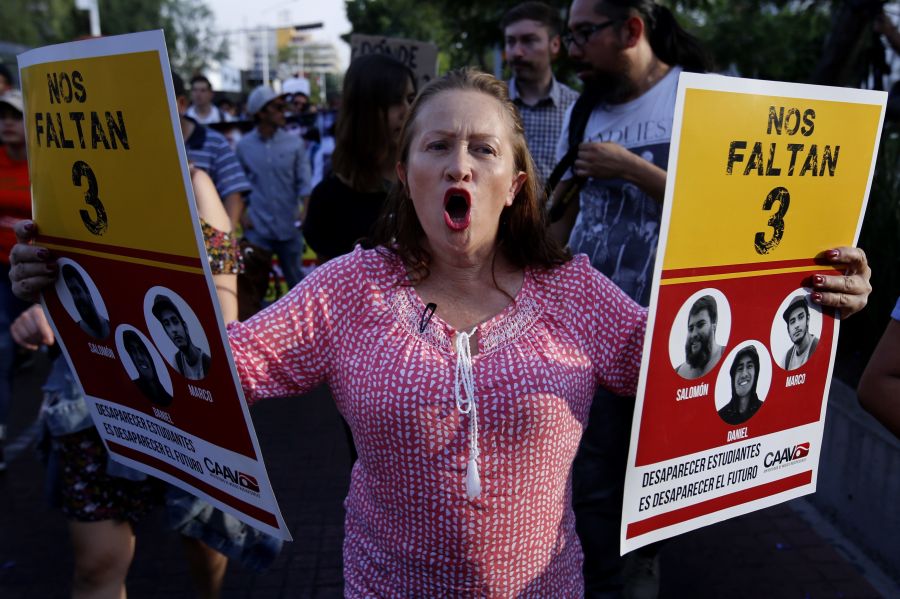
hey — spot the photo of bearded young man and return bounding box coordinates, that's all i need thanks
[55,260,110,340]
[675,294,726,380]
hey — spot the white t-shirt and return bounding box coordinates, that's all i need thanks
[556,67,682,306]
[186,104,224,125]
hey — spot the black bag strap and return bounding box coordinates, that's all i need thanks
[546,88,601,222]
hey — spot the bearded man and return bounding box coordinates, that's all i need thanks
[676,295,724,379]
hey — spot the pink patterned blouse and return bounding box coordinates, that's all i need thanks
[228,246,647,597]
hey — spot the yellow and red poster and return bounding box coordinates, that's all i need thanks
[18,31,290,540]
[621,74,885,553]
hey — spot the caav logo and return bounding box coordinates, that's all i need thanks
[204,457,260,493]
[763,442,810,468]
[238,472,261,493]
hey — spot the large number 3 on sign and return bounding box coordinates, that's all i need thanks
[72,160,108,236]
[754,186,790,255]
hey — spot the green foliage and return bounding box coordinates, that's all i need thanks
[0,0,227,77]
[345,0,572,73]
[343,0,897,86]
[160,0,228,76]
[100,0,169,36]
[0,0,81,47]
[673,0,836,82]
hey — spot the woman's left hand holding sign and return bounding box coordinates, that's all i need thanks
[9,220,58,302]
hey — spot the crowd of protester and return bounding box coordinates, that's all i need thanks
[1,1,898,597]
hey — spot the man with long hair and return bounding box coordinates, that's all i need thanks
[552,1,710,595]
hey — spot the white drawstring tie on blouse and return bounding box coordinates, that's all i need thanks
[454,327,481,499]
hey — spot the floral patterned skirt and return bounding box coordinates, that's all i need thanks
[52,427,163,523]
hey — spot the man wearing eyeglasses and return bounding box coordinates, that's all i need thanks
[552,1,710,597]
[501,2,579,186]
[236,86,312,292]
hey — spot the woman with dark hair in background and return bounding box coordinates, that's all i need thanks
[302,53,416,262]
[718,345,764,426]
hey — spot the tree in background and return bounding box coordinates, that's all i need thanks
[0,0,227,76]
[345,0,899,87]
[345,0,573,79]
[160,0,228,75]
[0,0,82,48]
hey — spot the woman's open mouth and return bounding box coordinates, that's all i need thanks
[443,188,471,231]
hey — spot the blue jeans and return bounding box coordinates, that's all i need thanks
[1,263,30,427]
[242,229,305,290]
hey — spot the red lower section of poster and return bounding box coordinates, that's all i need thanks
[108,440,278,528]
[625,470,812,539]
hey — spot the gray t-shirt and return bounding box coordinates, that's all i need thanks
[557,67,681,306]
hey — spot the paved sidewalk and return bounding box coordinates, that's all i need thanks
[0,355,893,598]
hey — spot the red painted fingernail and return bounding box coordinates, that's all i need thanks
[826,249,839,260]
[812,292,823,303]
[813,275,825,286]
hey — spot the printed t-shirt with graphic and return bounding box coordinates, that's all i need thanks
[557,67,681,306]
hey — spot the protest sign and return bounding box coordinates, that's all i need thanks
[18,31,291,540]
[621,74,886,553]
[350,34,438,89]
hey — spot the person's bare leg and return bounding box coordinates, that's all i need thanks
[69,519,134,599]
[181,536,228,599]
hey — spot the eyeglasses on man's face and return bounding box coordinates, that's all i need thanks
[562,20,619,48]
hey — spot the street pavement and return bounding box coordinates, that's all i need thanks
[0,353,893,598]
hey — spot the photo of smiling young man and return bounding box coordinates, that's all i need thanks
[120,328,174,407]
[717,344,764,426]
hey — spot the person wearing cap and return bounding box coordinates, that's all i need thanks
[236,85,312,296]
[782,295,819,370]
[0,89,30,471]
[151,294,211,380]
[283,75,311,115]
